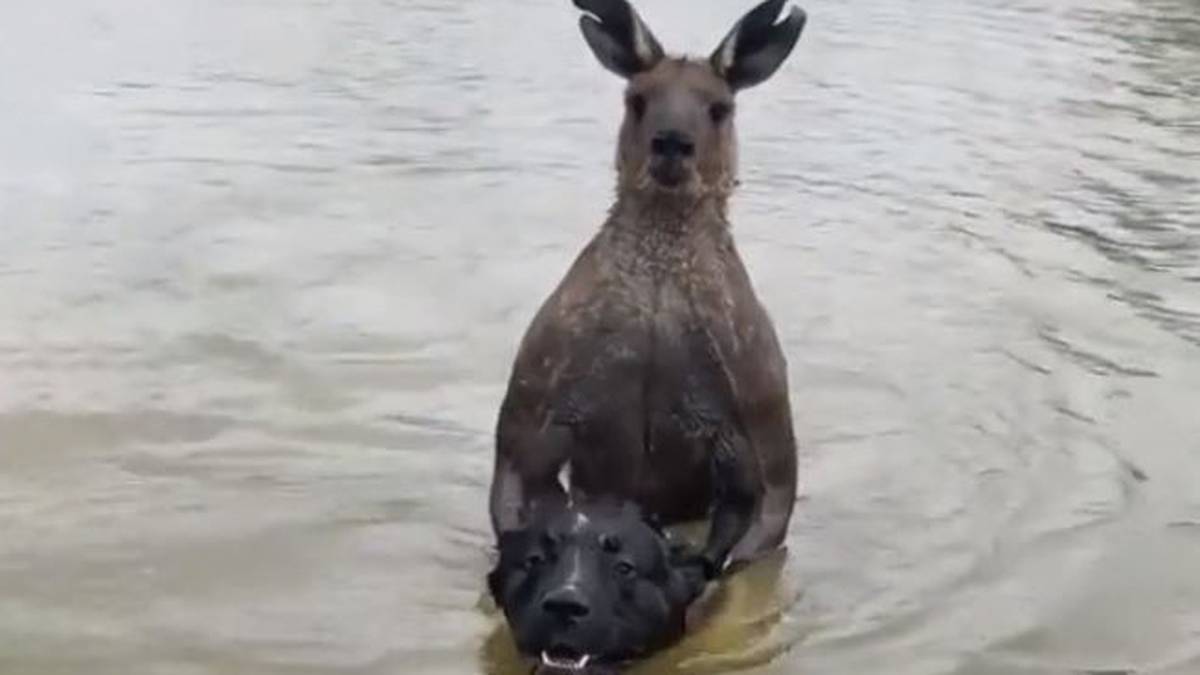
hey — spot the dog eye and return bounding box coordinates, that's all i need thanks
[709,101,732,124]
[615,560,637,578]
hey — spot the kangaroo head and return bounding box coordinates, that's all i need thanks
[574,0,806,200]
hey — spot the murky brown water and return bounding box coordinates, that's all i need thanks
[2,0,1199,673]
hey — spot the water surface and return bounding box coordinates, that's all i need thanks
[1,0,1199,673]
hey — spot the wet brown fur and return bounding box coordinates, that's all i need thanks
[491,7,800,573]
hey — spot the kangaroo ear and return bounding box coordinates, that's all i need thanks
[710,0,806,91]
[574,0,664,78]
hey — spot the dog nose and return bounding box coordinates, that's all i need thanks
[541,586,591,620]
[650,130,695,159]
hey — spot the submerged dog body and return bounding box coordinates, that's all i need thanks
[489,0,806,668]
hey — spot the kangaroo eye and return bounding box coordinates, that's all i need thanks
[523,552,545,571]
[627,94,647,120]
[709,101,733,124]
[615,560,637,578]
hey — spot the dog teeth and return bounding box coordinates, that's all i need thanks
[540,651,592,670]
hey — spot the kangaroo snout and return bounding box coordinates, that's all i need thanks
[650,130,695,159]
[648,129,696,187]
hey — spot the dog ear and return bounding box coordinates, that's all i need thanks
[666,543,708,605]
[494,528,530,559]
[488,528,531,601]
[642,509,664,534]
[486,564,504,601]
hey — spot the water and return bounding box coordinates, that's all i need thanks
[1,0,1198,673]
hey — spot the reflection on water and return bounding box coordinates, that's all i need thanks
[1,0,1198,674]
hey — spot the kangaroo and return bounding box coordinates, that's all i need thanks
[489,2,805,667]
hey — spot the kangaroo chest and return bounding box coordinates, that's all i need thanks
[551,235,744,515]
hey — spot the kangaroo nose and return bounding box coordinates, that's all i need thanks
[541,586,591,620]
[651,130,695,159]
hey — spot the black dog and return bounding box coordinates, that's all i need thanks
[488,501,704,672]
